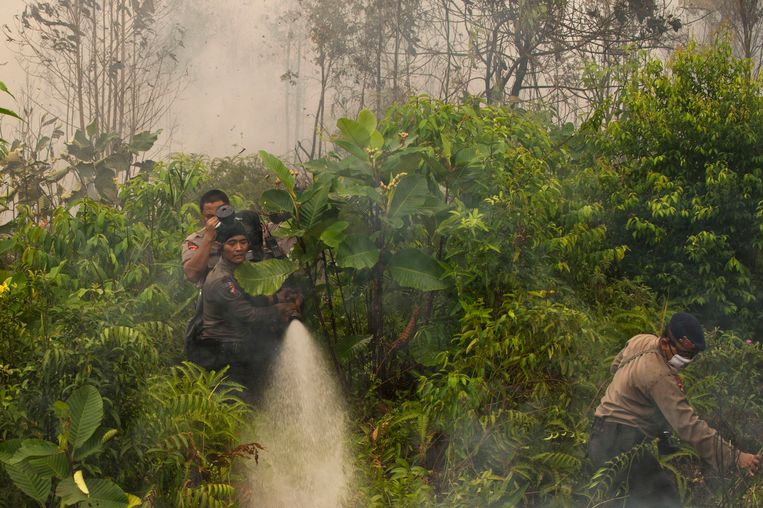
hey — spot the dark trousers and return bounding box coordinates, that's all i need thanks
[588,417,682,507]
[187,336,282,403]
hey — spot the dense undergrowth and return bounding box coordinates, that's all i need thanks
[1,40,762,506]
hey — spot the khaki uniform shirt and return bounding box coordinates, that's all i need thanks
[595,333,738,472]
[181,229,221,286]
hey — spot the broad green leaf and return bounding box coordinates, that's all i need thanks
[94,132,120,153]
[57,477,130,507]
[319,221,349,249]
[379,150,423,180]
[387,174,429,222]
[18,440,60,460]
[454,146,478,167]
[299,183,330,230]
[259,151,295,192]
[102,152,131,173]
[369,130,384,150]
[336,236,379,270]
[129,131,158,152]
[67,130,95,160]
[55,476,89,505]
[337,118,371,148]
[5,460,52,504]
[333,177,381,203]
[261,189,293,213]
[236,258,298,296]
[335,139,369,162]
[27,451,70,479]
[357,109,377,133]
[67,385,104,449]
[0,439,23,463]
[72,429,105,462]
[388,249,447,291]
[0,238,16,255]
[75,162,95,180]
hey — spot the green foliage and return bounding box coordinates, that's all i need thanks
[134,362,254,506]
[2,39,763,508]
[598,38,763,334]
[0,385,132,507]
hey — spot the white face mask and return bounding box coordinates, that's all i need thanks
[668,354,692,370]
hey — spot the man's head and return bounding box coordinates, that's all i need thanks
[219,220,249,265]
[660,312,705,368]
[199,189,230,224]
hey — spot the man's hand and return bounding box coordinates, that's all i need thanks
[273,302,301,324]
[737,452,761,475]
[204,215,219,240]
[276,287,303,306]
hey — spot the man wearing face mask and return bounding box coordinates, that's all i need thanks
[588,312,760,507]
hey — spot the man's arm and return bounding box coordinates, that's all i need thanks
[182,217,218,283]
[214,278,299,329]
[649,373,755,474]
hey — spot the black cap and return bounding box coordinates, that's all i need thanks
[216,216,247,243]
[665,312,705,352]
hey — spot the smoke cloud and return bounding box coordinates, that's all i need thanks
[0,0,316,158]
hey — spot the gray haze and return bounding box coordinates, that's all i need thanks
[0,0,316,158]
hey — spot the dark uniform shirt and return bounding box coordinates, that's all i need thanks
[200,256,286,397]
[201,256,280,343]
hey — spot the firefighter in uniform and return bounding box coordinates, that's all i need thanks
[588,312,760,506]
[197,219,300,399]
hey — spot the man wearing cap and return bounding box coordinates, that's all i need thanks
[197,215,301,399]
[588,312,760,506]
[182,189,229,286]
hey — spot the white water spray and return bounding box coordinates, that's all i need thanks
[248,320,353,507]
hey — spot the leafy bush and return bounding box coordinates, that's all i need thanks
[597,39,763,334]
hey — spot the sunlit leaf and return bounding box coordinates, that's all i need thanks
[236,258,298,296]
[57,477,129,507]
[357,109,377,133]
[337,118,371,148]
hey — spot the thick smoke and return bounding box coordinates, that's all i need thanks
[0,0,316,158]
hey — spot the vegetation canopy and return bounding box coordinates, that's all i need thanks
[0,38,762,507]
